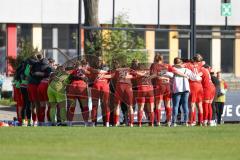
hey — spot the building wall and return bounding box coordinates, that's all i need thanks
[0,0,239,75]
[0,0,239,25]
[0,0,78,24]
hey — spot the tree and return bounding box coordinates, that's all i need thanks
[83,1,147,67]
[83,0,101,65]
[102,14,147,67]
[8,41,38,73]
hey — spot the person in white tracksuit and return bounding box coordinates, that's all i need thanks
[171,57,202,127]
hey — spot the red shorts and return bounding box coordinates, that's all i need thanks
[154,83,172,101]
[27,84,39,102]
[132,87,138,106]
[136,85,154,104]
[37,81,49,101]
[203,85,215,100]
[67,80,88,99]
[189,83,203,103]
[91,81,109,101]
[15,88,24,107]
[114,83,133,106]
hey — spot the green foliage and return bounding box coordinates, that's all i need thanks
[102,14,147,67]
[8,41,38,73]
[84,13,147,67]
[85,31,102,57]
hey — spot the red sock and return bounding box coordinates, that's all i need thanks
[105,111,110,123]
[82,106,89,122]
[91,106,97,123]
[198,112,203,124]
[129,113,134,125]
[166,107,172,122]
[103,105,110,124]
[203,102,208,121]
[149,112,154,126]
[38,106,46,122]
[114,114,119,125]
[32,112,37,122]
[18,111,22,123]
[138,111,143,125]
[155,109,161,123]
[16,107,22,123]
[189,107,196,124]
[208,104,212,121]
[193,108,196,122]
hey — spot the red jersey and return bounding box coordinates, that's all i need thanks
[88,67,110,84]
[150,63,173,84]
[135,70,153,86]
[114,68,134,84]
[185,62,203,84]
[71,67,89,82]
[201,67,214,89]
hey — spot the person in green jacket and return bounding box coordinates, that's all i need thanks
[48,65,70,126]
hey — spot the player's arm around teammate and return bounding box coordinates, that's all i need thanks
[135,65,156,127]
[185,54,205,126]
[90,58,112,127]
[201,65,216,126]
[150,53,176,126]
[67,60,90,126]
[113,66,135,127]
[37,63,52,126]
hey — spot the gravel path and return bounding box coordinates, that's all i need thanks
[0,105,16,121]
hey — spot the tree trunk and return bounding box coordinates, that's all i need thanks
[84,0,100,26]
[83,0,101,64]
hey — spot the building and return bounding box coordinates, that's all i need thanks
[0,0,240,77]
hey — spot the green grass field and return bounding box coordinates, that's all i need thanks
[0,125,240,160]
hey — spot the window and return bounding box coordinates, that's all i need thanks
[221,39,234,73]
[69,25,78,49]
[155,26,169,49]
[178,26,191,59]
[58,24,78,49]
[179,38,189,59]
[220,26,234,73]
[42,24,78,50]
[42,24,53,49]
[17,24,32,46]
[196,38,211,65]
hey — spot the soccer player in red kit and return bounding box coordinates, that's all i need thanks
[113,65,135,127]
[201,65,216,126]
[13,81,24,125]
[135,64,155,127]
[27,55,41,126]
[67,59,90,126]
[109,60,119,126]
[185,54,204,126]
[37,64,52,126]
[90,58,112,127]
[150,53,174,126]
